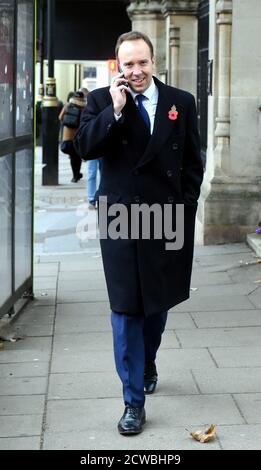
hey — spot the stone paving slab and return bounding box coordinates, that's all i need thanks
[176,327,261,348]
[42,426,221,450]
[156,348,216,371]
[33,290,56,306]
[188,282,257,297]
[193,368,261,394]
[166,313,196,329]
[0,436,41,450]
[209,346,261,368]
[0,395,45,415]
[0,362,49,378]
[54,313,195,335]
[57,289,109,303]
[14,306,55,324]
[194,252,256,268]
[34,277,58,290]
[218,424,261,450]
[48,371,121,400]
[0,337,52,363]
[51,346,215,374]
[248,288,261,308]
[0,376,47,396]
[19,304,55,315]
[54,313,111,334]
[44,395,243,438]
[44,232,92,254]
[33,263,59,277]
[233,393,261,424]
[0,414,43,438]
[58,269,105,281]
[56,302,110,316]
[173,294,254,312]
[52,330,179,353]
[59,261,104,272]
[51,349,115,373]
[190,271,234,286]
[45,246,99,257]
[15,323,54,337]
[38,250,101,264]
[191,309,261,328]
[194,243,251,256]
[228,264,261,283]
[48,370,198,400]
[57,278,107,292]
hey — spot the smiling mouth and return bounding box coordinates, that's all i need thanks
[132,78,145,85]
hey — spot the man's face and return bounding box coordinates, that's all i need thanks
[118,39,154,93]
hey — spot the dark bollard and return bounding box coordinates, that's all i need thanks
[42,105,60,185]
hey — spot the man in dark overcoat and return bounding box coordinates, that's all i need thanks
[74,31,203,435]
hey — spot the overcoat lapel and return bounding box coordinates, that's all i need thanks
[122,92,151,165]
[134,78,179,169]
[121,78,179,169]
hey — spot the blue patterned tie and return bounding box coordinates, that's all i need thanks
[136,94,150,129]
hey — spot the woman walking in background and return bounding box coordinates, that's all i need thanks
[59,91,86,182]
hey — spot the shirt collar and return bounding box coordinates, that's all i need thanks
[129,77,157,102]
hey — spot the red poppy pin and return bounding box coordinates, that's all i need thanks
[168,105,178,121]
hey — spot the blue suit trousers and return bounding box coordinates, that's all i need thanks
[111,310,168,408]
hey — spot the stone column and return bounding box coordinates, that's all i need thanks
[214,0,232,173]
[200,0,261,244]
[127,1,166,76]
[169,26,180,87]
[162,0,199,96]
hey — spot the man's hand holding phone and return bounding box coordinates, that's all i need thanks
[110,70,129,116]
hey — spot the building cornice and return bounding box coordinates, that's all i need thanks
[127,1,163,19]
[161,0,200,16]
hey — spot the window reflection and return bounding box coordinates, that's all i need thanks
[16,0,33,135]
[0,155,12,305]
[15,148,33,290]
[0,2,14,140]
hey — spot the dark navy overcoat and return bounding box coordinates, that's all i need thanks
[74,77,203,316]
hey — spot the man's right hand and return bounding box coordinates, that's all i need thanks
[110,73,129,115]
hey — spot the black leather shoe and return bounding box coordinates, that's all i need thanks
[144,361,158,394]
[71,173,83,183]
[118,406,146,435]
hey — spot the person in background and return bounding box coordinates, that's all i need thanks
[59,91,86,182]
[86,157,102,209]
[80,79,102,208]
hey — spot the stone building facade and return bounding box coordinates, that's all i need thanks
[126,0,261,244]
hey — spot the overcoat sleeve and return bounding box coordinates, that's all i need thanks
[73,91,119,160]
[181,95,204,205]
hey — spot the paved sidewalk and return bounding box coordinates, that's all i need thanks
[1,150,261,450]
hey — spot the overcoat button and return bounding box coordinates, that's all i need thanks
[172,143,179,150]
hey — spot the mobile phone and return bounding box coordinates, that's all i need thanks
[117,61,129,87]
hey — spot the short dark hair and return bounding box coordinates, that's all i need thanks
[73,91,84,99]
[115,31,154,59]
[67,91,74,102]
